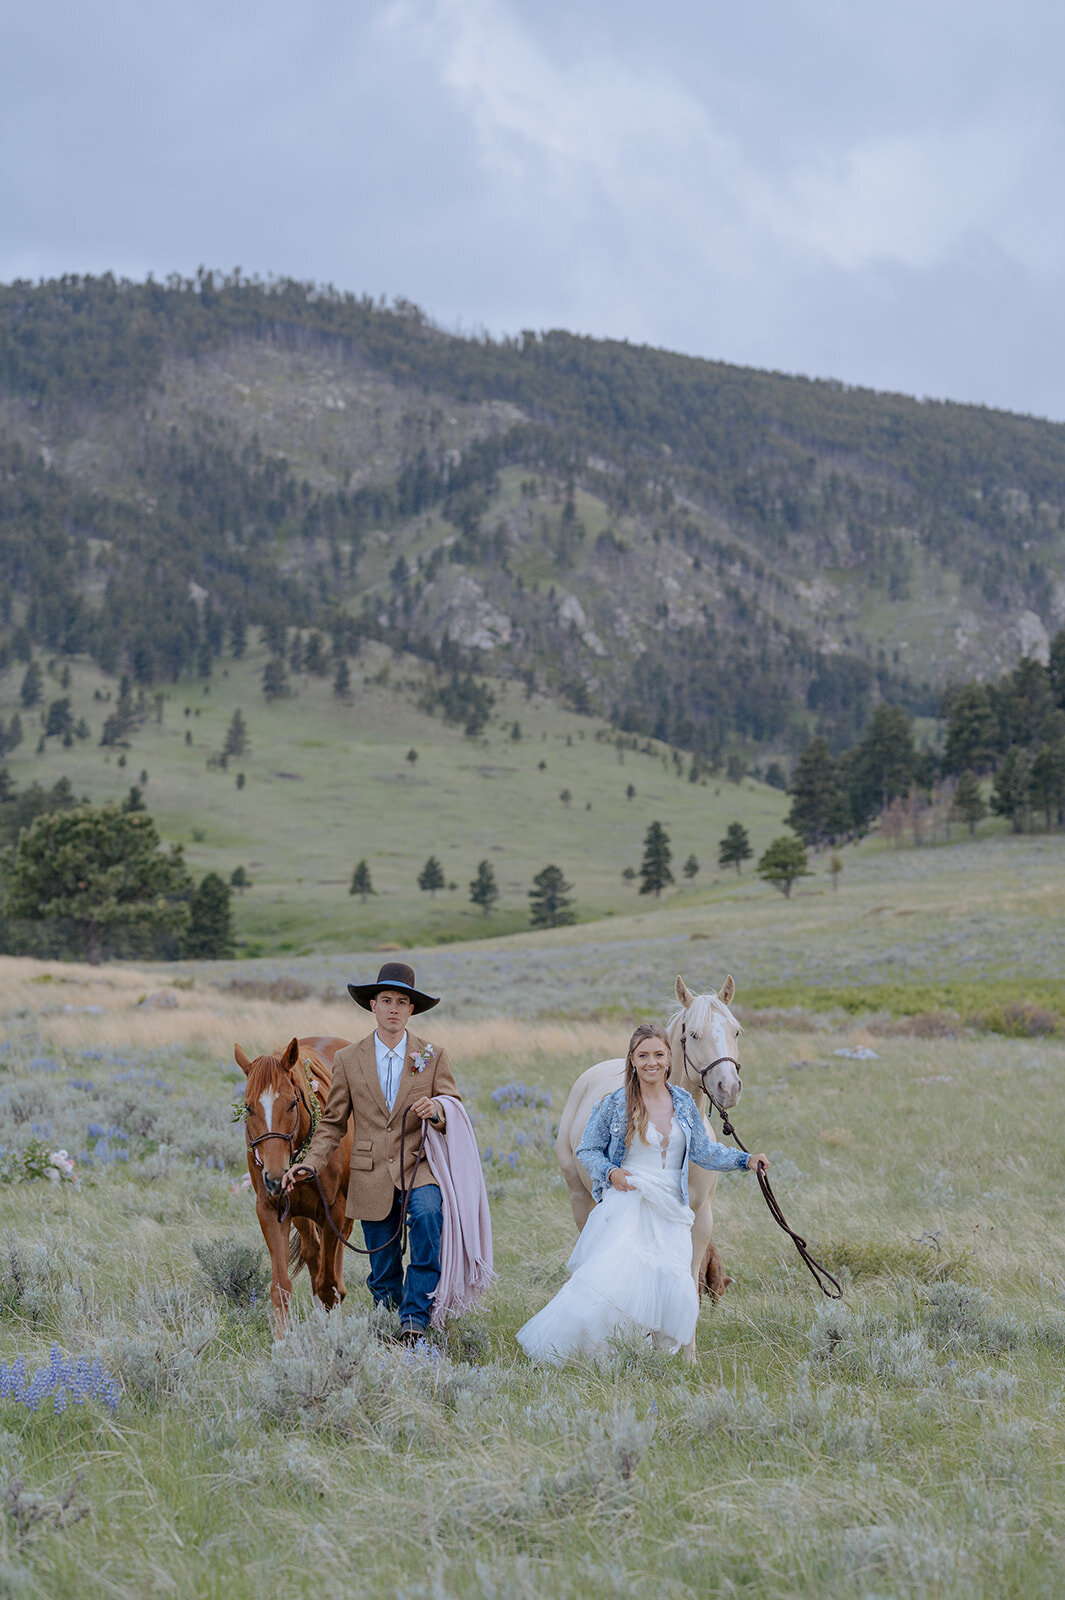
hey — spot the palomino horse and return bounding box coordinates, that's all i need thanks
[555,975,744,1335]
[235,1035,354,1335]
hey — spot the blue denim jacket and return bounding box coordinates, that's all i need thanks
[576,1084,750,1204]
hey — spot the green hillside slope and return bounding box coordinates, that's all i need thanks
[2,272,1064,767]
[0,643,788,954]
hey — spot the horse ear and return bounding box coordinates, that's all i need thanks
[283,1038,301,1070]
[675,975,695,1008]
[234,1044,253,1075]
[718,975,735,1006]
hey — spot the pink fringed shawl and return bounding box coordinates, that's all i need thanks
[422,1095,495,1329]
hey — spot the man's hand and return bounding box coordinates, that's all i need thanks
[281,1164,314,1194]
[608,1167,636,1192]
[411,1096,442,1125]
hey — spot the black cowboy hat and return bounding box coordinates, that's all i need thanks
[347,961,440,1014]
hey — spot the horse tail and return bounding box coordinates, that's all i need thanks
[289,1230,306,1277]
[699,1240,732,1302]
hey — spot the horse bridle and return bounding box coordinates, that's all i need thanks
[245,1074,426,1258]
[680,1021,842,1299]
[679,1022,742,1123]
[245,1083,316,1171]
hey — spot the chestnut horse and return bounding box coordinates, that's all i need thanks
[555,975,744,1344]
[235,1035,353,1335]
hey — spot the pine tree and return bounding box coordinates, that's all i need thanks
[1028,742,1065,830]
[951,770,987,836]
[304,632,328,675]
[333,658,351,700]
[229,613,247,660]
[528,864,576,928]
[223,710,248,759]
[19,661,43,709]
[943,684,998,774]
[638,821,673,896]
[469,859,499,915]
[349,859,374,901]
[230,865,251,893]
[7,804,191,964]
[990,748,1031,833]
[861,705,915,808]
[718,822,752,874]
[787,737,842,847]
[683,854,700,881]
[44,698,73,740]
[262,657,290,702]
[417,855,445,896]
[183,872,235,958]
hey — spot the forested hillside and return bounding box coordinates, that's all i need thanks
[2,270,1064,760]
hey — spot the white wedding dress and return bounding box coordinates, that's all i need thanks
[517,1116,699,1362]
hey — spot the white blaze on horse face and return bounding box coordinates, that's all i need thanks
[706,1000,742,1109]
[679,993,742,1110]
[259,1085,280,1133]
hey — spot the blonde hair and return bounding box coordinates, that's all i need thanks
[624,1022,671,1147]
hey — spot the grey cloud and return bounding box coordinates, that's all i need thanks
[1,0,1063,418]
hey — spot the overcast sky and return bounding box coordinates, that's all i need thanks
[3,0,1063,419]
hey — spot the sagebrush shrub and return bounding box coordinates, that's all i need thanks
[191,1237,269,1307]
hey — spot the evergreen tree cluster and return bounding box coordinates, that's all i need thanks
[787,627,1065,845]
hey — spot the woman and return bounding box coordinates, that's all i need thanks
[517,1023,767,1362]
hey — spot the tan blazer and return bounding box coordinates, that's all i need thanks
[302,1030,460,1221]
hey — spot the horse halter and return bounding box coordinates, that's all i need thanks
[680,1022,742,1124]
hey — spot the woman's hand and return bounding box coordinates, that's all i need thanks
[608,1167,636,1192]
[748,1153,769,1177]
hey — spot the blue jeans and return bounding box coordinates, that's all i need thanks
[361,1184,443,1331]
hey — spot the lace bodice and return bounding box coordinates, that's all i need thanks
[624,1116,685,1177]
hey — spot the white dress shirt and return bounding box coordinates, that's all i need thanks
[374,1030,408,1111]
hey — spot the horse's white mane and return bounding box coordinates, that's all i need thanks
[667,990,743,1036]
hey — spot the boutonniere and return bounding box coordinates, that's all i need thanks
[411,1044,436,1074]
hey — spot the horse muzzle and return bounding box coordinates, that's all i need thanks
[262,1171,284,1199]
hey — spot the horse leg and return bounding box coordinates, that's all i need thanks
[561,1165,594,1232]
[685,1198,732,1362]
[316,1202,352,1310]
[295,1217,323,1300]
[257,1203,293,1337]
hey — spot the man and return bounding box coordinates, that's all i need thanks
[282,960,459,1341]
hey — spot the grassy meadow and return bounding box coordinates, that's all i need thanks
[0,644,789,955]
[4,634,1065,1596]
[1,940,1065,1598]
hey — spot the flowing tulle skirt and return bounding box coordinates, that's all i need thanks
[517,1172,698,1362]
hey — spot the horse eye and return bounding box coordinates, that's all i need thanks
[689,1031,699,1041]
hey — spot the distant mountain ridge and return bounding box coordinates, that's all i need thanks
[1,270,1062,760]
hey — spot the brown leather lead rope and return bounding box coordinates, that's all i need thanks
[712,1099,843,1299]
[286,1107,427,1260]
[680,1030,842,1298]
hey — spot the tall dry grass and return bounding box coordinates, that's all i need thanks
[3,955,623,1065]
